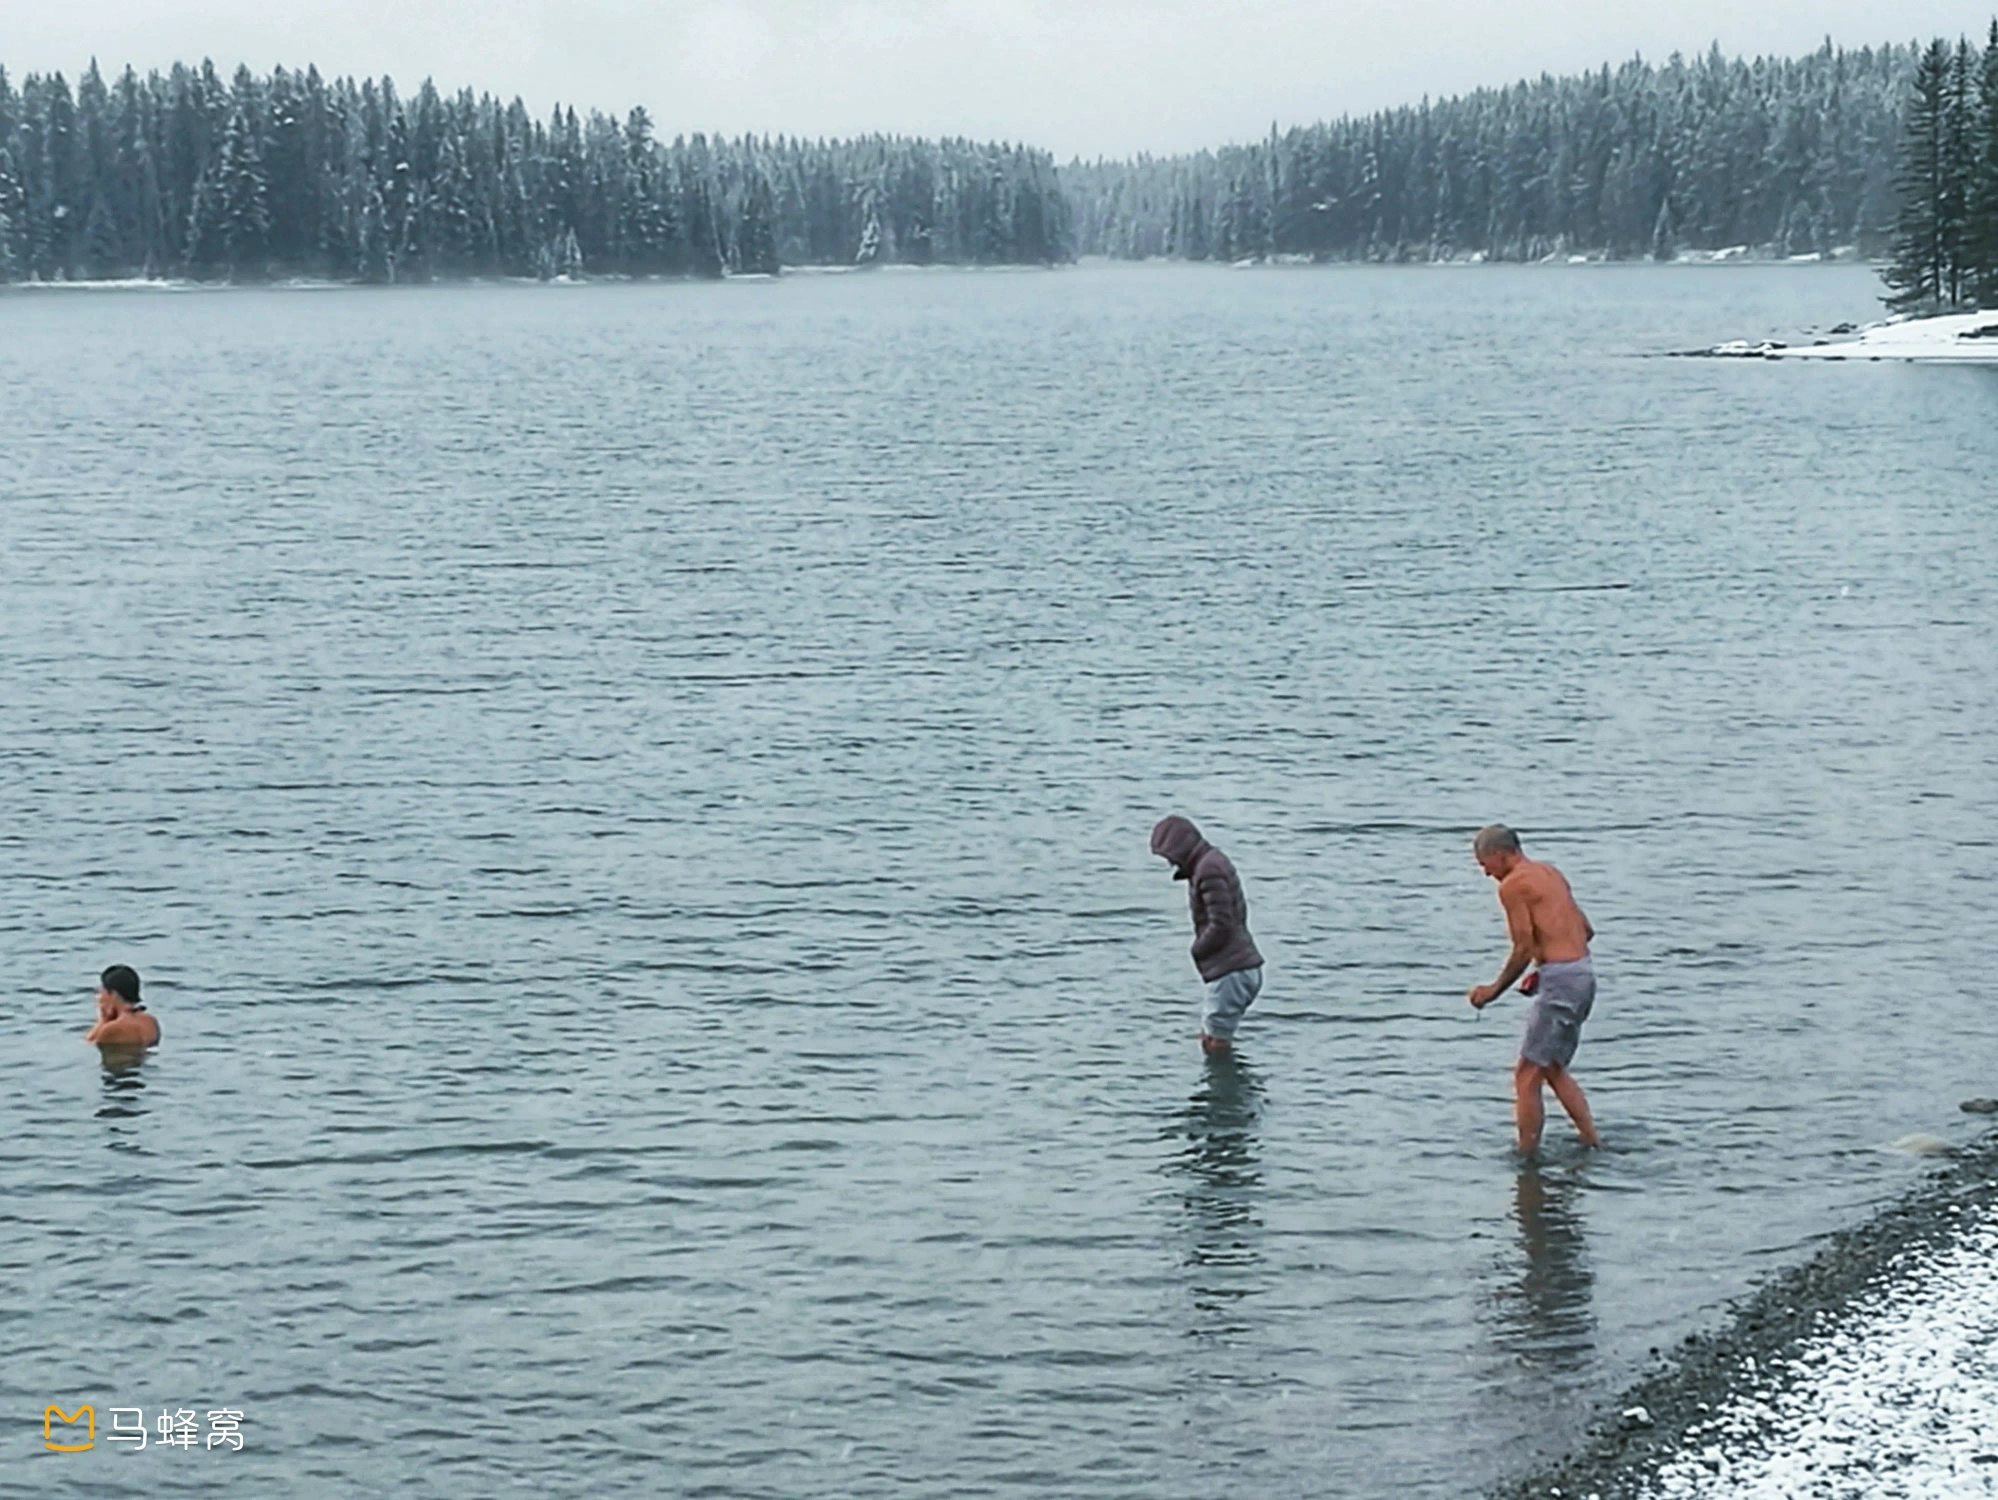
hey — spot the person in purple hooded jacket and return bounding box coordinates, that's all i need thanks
[1151,815,1265,1054]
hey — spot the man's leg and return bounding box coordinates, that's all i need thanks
[1199,968,1260,1055]
[1545,1065,1600,1147]
[1512,1060,1546,1155]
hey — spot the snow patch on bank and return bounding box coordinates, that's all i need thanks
[1,275,365,293]
[1712,310,1998,362]
[1640,1203,1998,1500]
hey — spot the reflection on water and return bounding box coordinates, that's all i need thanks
[96,1047,150,1122]
[1171,1054,1265,1332]
[1489,1168,1596,1373]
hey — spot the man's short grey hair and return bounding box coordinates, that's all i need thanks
[1473,825,1522,856]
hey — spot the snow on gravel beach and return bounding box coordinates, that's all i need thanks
[1642,1202,1998,1500]
[1498,1137,1998,1500]
[1703,310,1998,362]
[1784,310,1998,362]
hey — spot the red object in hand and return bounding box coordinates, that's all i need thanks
[1518,970,1540,995]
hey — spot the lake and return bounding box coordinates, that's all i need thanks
[4,263,1995,1497]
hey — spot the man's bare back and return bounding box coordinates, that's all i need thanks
[1468,851,1592,1006]
[1497,860,1592,967]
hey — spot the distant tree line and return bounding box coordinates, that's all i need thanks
[0,60,1073,282]
[1065,42,1920,264]
[1884,23,1998,310]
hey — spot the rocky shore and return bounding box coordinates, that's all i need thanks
[1495,1130,1998,1500]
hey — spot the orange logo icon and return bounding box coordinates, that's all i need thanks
[45,1404,96,1451]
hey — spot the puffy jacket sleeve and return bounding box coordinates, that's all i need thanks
[1190,867,1239,960]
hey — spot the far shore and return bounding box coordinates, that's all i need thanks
[0,252,1887,297]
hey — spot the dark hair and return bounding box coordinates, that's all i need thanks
[100,964,143,1008]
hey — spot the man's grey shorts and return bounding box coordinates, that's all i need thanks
[1201,966,1264,1040]
[1520,957,1594,1069]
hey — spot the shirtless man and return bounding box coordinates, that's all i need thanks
[1466,826,1598,1154]
[85,964,161,1048]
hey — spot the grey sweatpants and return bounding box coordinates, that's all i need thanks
[1201,966,1264,1040]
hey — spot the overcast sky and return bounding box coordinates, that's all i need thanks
[2,1,1993,158]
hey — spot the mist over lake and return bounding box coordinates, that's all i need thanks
[5,263,1996,1497]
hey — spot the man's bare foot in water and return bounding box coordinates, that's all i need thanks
[1200,1033,1233,1056]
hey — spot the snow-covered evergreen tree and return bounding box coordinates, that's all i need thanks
[1648,194,1676,260]
[736,165,779,274]
[1941,38,1980,304]
[1969,22,1998,306]
[82,191,119,274]
[216,81,272,278]
[1884,40,1960,311]
[0,138,23,280]
[182,163,222,274]
[854,205,882,265]
[680,145,725,277]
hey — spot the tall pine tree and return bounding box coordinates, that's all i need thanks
[736,164,779,274]
[1884,40,1957,311]
[216,79,272,278]
[1970,21,1998,306]
[0,142,19,280]
[1942,39,1979,305]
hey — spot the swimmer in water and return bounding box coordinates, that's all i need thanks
[1466,826,1599,1154]
[85,964,160,1048]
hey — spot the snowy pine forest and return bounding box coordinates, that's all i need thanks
[0,61,1072,282]
[1,33,1995,287]
[1068,41,1922,264]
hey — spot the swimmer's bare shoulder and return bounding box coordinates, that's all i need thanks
[86,1012,160,1047]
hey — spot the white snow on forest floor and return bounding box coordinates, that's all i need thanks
[0,276,359,292]
[1638,1202,1998,1500]
[1778,310,1998,361]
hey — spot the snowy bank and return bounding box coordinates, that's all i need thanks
[1698,311,1998,362]
[1643,1205,1998,1499]
[1496,1132,1998,1500]
[1784,310,1998,362]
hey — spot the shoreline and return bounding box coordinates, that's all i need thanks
[1494,1130,1998,1500]
[1692,309,1998,363]
[0,256,1885,295]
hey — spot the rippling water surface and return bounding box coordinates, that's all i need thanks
[4,265,1996,1497]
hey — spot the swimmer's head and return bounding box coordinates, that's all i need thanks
[1473,825,1523,877]
[99,964,143,1010]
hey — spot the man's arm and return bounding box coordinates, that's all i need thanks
[1468,883,1536,1007]
[1190,869,1232,960]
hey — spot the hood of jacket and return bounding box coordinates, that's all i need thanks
[1150,815,1209,879]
